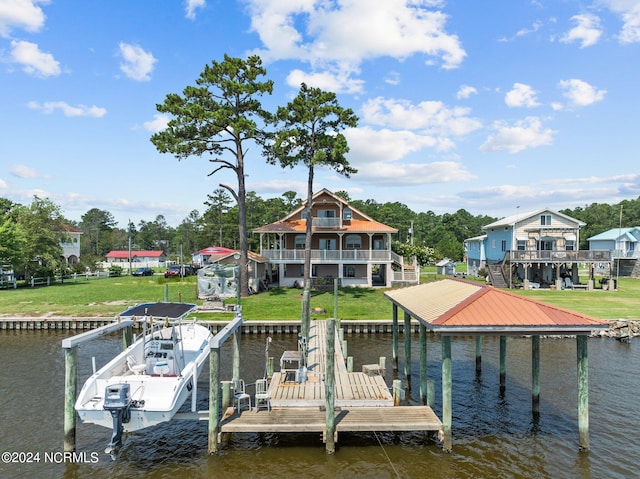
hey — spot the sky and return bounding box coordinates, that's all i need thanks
[1,0,639,229]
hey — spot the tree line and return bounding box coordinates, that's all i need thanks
[3,191,638,281]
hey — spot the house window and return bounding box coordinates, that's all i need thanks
[540,214,552,225]
[565,240,575,251]
[501,240,507,252]
[345,234,361,249]
[295,235,305,249]
[491,240,496,249]
[319,239,336,250]
[343,265,356,278]
[319,209,336,218]
[343,208,352,220]
[517,239,527,251]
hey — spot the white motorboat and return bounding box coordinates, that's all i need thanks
[74,302,212,452]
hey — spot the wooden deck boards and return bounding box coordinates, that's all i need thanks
[269,321,393,407]
[219,406,443,434]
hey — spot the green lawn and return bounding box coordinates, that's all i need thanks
[1,272,638,320]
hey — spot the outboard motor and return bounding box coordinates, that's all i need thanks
[103,383,131,453]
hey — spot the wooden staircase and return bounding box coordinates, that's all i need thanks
[486,263,508,288]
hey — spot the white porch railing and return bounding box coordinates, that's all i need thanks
[260,249,393,262]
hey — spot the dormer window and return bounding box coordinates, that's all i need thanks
[343,208,352,220]
[540,214,552,225]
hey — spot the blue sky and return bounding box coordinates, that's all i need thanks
[1,0,639,228]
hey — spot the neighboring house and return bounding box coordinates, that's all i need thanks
[253,188,417,288]
[588,227,640,277]
[105,250,167,268]
[465,208,612,289]
[60,225,82,264]
[192,246,236,267]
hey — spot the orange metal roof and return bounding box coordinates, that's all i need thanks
[253,218,396,234]
[385,278,609,335]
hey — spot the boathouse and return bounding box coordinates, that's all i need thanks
[385,278,609,451]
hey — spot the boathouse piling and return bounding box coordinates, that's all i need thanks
[532,335,541,415]
[419,323,427,405]
[577,335,589,451]
[499,336,507,394]
[404,311,412,386]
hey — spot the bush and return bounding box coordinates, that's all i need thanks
[108,265,123,277]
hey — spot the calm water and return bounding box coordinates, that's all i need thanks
[0,329,638,479]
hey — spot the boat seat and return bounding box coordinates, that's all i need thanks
[127,355,147,375]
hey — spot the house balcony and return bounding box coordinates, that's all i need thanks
[505,249,612,263]
[260,249,393,263]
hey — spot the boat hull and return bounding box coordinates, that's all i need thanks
[75,321,211,432]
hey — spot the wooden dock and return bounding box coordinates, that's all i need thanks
[215,320,443,442]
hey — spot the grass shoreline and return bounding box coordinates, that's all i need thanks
[1,274,639,321]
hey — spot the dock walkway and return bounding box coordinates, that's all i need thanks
[218,320,442,441]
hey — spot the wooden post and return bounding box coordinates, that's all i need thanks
[221,380,232,411]
[302,283,311,343]
[208,346,220,454]
[267,357,274,378]
[347,356,353,373]
[392,379,402,406]
[392,304,399,371]
[577,335,590,451]
[499,335,507,394]
[63,346,77,452]
[334,278,340,330]
[122,325,133,349]
[442,335,452,452]
[404,311,412,387]
[342,339,348,360]
[532,335,540,415]
[233,329,241,382]
[325,318,336,454]
[475,336,482,374]
[164,283,168,302]
[419,323,427,405]
[427,380,435,408]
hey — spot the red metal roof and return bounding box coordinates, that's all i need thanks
[385,278,609,335]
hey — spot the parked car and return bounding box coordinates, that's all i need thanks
[164,265,194,278]
[132,267,154,277]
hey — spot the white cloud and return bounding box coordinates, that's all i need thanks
[143,113,170,133]
[0,178,7,189]
[286,68,365,94]
[516,20,544,37]
[185,0,205,20]
[361,97,482,137]
[505,83,540,108]
[118,42,157,81]
[558,78,606,106]
[346,126,449,164]
[10,164,42,178]
[28,101,107,117]
[479,117,556,153]
[10,40,60,77]
[0,0,47,37]
[560,14,602,48]
[599,0,640,43]
[350,159,475,186]
[245,0,466,88]
[456,85,477,99]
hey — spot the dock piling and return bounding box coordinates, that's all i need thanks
[325,318,336,454]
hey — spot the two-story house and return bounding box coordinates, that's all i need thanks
[60,225,82,265]
[253,189,417,288]
[465,208,612,289]
[588,227,640,277]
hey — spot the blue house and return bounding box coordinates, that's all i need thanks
[465,208,613,289]
[588,227,640,277]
